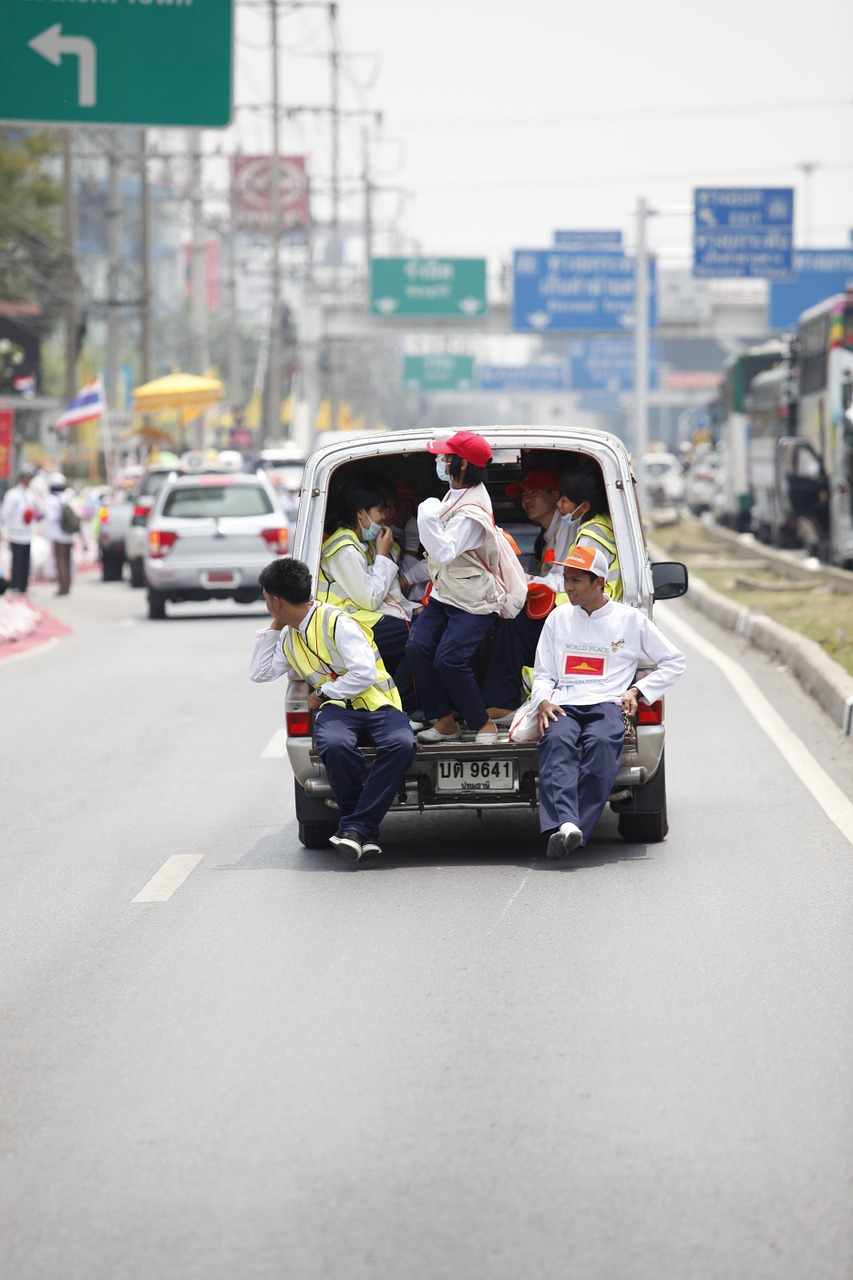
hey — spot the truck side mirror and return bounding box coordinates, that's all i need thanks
[652,561,688,601]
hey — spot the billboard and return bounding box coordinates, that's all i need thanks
[231,156,310,235]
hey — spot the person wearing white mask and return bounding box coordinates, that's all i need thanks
[556,460,622,602]
[407,430,512,745]
[318,479,416,707]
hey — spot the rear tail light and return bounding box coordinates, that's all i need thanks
[97,505,109,524]
[637,699,663,725]
[133,503,150,519]
[261,527,289,554]
[148,529,178,559]
[286,711,312,737]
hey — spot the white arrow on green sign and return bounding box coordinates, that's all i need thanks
[1,0,233,128]
[372,258,487,318]
[403,355,476,392]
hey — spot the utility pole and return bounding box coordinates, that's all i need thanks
[189,129,208,375]
[327,0,340,434]
[139,128,152,384]
[797,161,818,248]
[262,0,284,450]
[62,129,78,406]
[104,129,121,481]
[227,178,241,415]
[633,196,652,512]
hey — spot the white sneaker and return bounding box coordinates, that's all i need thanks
[417,725,461,742]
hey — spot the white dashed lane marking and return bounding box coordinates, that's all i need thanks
[261,729,288,758]
[132,855,204,903]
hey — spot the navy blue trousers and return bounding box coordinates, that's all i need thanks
[537,703,625,842]
[405,598,494,729]
[313,704,416,840]
[481,609,545,710]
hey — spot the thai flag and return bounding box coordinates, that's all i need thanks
[55,376,106,430]
[11,374,36,396]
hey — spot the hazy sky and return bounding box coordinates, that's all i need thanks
[227,0,853,266]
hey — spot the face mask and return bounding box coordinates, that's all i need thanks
[560,502,584,531]
[361,518,383,543]
[435,456,450,484]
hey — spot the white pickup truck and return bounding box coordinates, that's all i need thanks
[281,426,688,849]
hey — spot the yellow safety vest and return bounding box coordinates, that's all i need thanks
[318,527,384,635]
[282,602,402,712]
[571,513,622,601]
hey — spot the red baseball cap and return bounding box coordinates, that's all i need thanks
[426,430,492,467]
[505,468,559,498]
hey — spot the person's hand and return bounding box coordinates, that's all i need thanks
[265,596,290,630]
[307,690,324,711]
[537,700,566,735]
[620,686,639,717]
[376,525,394,557]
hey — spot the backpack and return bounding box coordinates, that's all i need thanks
[473,525,527,620]
[60,501,82,535]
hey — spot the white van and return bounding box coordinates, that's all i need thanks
[280,426,687,849]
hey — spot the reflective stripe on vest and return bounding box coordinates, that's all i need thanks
[282,602,401,712]
[318,527,383,632]
[572,515,622,601]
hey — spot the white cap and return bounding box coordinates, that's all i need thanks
[50,472,67,488]
[557,544,610,580]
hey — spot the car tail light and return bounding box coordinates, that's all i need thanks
[637,699,663,725]
[148,529,178,558]
[133,503,150,519]
[97,505,109,525]
[261,527,289,554]
[286,710,312,737]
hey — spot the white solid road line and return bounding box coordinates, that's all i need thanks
[261,729,288,758]
[132,854,204,903]
[658,604,853,847]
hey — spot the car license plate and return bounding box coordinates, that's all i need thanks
[436,759,517,793]
[204,571,237,585]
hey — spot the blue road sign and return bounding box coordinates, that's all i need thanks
[511,250,656,333]
[769,249,853,330]
[693,187,794,280]
[554,230,623,249]
[476,364,568,392]
[566,338,659,391]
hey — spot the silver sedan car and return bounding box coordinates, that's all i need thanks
[144,471,289,619]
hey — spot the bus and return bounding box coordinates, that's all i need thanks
[716,341,787,531]
[746,355,828,553]
[795,289,853,567]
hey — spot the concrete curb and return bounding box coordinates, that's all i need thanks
[682,574,853,738]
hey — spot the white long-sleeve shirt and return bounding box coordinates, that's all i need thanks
[526,508,573,590]
[249,604,378,702]
[417,491,487,566]
[44,491,77,544]
[530,598,685,709]
[1,482,42,544]
[322,537,415,620]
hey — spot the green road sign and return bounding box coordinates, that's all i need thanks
[1,0,233,128]
[372,258,487,318]
[403,355,476,392]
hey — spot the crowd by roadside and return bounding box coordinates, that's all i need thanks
[0,462,100,646]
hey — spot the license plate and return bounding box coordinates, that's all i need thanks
[204,571,237,585]
[436,759,517,793]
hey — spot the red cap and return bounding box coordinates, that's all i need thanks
[426,430,492,467]
[505,468,559,498]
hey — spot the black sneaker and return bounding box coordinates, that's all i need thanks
[361,838,382,857]
[329,829,364,861]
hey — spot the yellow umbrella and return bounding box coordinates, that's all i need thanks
[132,372,224,413]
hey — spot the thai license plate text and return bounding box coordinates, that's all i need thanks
[436,759,516,792]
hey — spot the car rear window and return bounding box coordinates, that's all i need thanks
[163,485,274,519]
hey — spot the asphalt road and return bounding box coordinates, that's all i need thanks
[2,575,852,1280]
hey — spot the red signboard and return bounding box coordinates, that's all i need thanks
[231,156,310,234]
[0,409,14,482]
